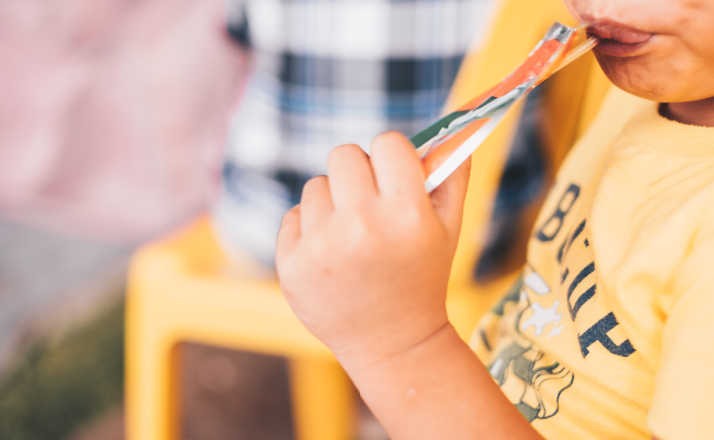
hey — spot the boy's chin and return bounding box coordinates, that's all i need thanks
[596,54,714,104]
[596,56,678,103]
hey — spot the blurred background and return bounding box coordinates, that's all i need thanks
[0,1,261,438]
[0,0,549,438]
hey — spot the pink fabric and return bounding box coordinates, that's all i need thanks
[0,0,248,243]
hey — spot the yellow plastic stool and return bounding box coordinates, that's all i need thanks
[125,0,612,438]
[126,220,353,440]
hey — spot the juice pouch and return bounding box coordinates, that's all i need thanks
[413,22,596,192]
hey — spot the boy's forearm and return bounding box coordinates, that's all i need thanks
[341,324,543,440]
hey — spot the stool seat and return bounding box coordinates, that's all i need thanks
[128,218,330,358]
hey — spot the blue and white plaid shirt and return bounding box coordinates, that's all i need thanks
[216,0,495,265]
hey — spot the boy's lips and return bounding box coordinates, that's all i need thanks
[587,21,653,57]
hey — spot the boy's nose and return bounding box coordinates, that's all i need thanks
[564,0,620,24]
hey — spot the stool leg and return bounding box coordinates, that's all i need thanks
[126,297,181,440]
[288,357,355,440]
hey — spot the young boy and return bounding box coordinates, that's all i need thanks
[275,0,714,438]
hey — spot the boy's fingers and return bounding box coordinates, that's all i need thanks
[327,144,377,210]
[300,176,333,231]
[276,205,301,257]
[430,156,471,240]
[370,131,425,201]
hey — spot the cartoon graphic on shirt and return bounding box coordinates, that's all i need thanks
[481,273,574,422]
[475,182,640,424]
[521,301,561,336]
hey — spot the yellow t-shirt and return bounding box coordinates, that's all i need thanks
[470,88,714,439]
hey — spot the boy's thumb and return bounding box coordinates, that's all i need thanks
[429,156,471,243]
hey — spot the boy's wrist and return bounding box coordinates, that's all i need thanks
[337,319,459,382]
[342,320,543,440]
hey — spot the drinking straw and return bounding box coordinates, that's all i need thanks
[411,23,597,193]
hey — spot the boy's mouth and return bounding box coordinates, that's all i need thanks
[587,21,653,57]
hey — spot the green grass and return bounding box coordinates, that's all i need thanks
[0,299,124,440]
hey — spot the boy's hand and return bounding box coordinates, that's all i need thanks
[276,133,541,440]
[275,132,470,369]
